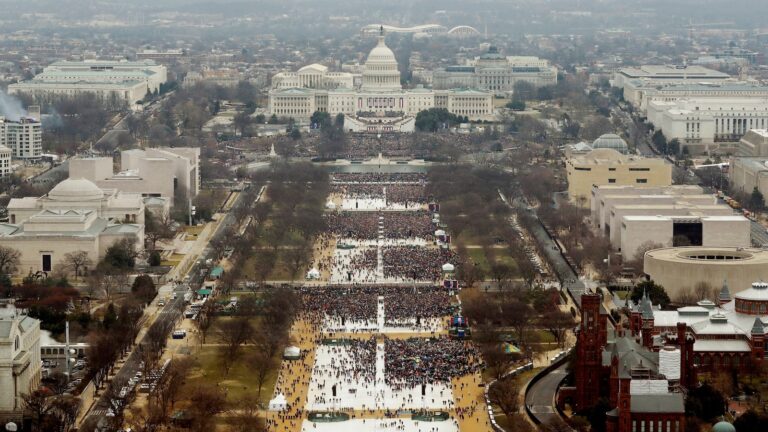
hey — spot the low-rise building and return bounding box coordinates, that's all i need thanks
[0,302,41,418]
[7,178,145,225]
[729,156,768,200]
[645,247,768,300]
[566,148,672,206]
[8,60,167,108]
[69,147,200,206]
[0,209,143,275]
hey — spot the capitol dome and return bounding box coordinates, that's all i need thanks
[592,133,629,154]
[361,28,402,91]
[48,178,104,202]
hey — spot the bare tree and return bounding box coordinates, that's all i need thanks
[218,317,254,375]
[188,385,227,432]
[250,350,277,402]
[488,377,520,419]
[229,394,265,432]
[63,250,92,280]
[542,309,574,348]
[694,281,714,301]
[0,245,21,275]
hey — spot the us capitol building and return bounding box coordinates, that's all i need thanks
[268,30,495,133]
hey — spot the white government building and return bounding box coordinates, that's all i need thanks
[268,30,494,133]
[0,302,41,419]
[433,46,558,93]
[613,65,768,155]
[2,178,145,275]
[8,60,167,109]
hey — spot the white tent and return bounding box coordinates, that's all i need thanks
[269,394,288,411]
[326,202,337,209]
[434,229,446,237]
[284,346,301,360]
[442,263,455,272]
[306,268,321,279]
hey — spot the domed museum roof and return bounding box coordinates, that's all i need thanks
[48,178,104,202]
[711,421,736,432]
[592,133,629,154]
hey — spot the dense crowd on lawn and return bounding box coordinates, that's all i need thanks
[385,337,483,387]
[325,212,380,239]
[331,173,427,183]
[383,287,451,326]
[383,246,461,281]
[299,286,451,326]
[382,212,434,239]
[301,286,379,323]
[324,211,434,239]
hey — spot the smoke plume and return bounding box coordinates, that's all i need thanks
[0,90,28,122]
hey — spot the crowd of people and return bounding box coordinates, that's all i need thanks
[383,246,461,281]
[331,173,427,183]
[385,337,483,387]
[300,287,379,324]
[309,338,378,407]
[383,287,451,326]
[325,212,380,239]
[324,211,434,240]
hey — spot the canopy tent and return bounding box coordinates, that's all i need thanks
[197,288,212,297]
[210,266,224,279]
[326,202,337,209]
[502,342,522,354]
[434,229,446,237]
[284,346,301,360]
[268,394,288,411]
[306,268,321,280]
[441,263,455,272]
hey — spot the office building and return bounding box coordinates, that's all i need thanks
[566,148,672,206]
[69,147,200,206]
[0,116,42,160]
[8,60,167,108]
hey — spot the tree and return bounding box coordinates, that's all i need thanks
[750,187,765,211]
[144,211,175,251]
[101,239,139,270]
[415,108,460,132]
[734,410,768,432]
[506,100,526,111]
[250,351,277,401]
[310,111,331,127]
[667,138,681,156]
[581,116,613,141]
[0,245,20,275]
[63,251,92,280]
[631,241,664,267]
[685,383,726,422]
[630,280,671,309]
[218,317,254,375]
[542,309,574,348]
[131,274,157,305]
[488,377,520,419]
[188,386,227,432]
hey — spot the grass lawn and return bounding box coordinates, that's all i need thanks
[241,252,303,282]
[181,345,279,407]
[465,247,518,275]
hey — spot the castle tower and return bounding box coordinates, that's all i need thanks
[575,292,607,410]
